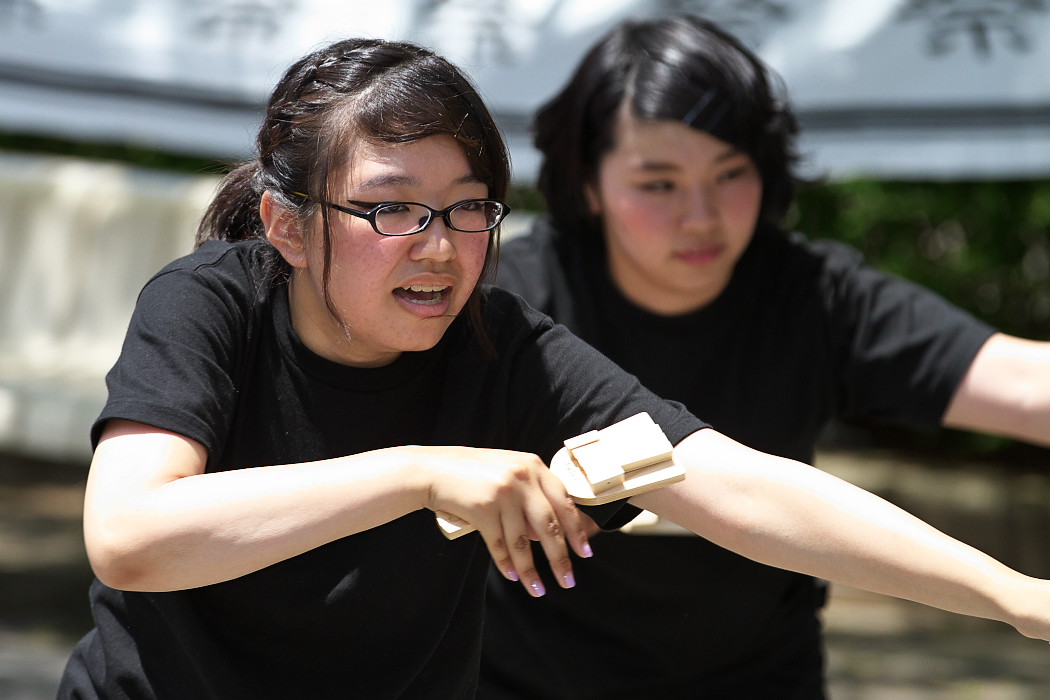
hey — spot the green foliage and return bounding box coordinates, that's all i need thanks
[791,180,1050,460]
[0,131,228,175]
[791,180,1050,341]
[506,184,547,215]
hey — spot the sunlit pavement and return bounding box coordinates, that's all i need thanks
[2,448,1049,699]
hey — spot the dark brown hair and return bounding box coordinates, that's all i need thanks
[534,15,807,253]
[197,37,510,341]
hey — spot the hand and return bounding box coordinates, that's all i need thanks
[411,446,593,597]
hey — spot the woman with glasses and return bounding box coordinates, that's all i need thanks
[483,14,1050,700]
[59,34,1050,700]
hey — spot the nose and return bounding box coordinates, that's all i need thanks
[409,216,456,262]
[683,185,717,228]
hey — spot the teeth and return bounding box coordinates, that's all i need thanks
[403,285,447,293]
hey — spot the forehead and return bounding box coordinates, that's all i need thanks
[609,108,739,167]
[341,135,478,191]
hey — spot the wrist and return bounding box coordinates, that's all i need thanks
[996,573,1050,638]
[387,445,433,512]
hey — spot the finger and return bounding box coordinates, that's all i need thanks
[522,469,584,590]
[525,498,580,592]
[538,469,594,561]
[500,505,549,598]
[474,511,521,584]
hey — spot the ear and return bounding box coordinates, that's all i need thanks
[261,190,308,268]
[584,181,602,217]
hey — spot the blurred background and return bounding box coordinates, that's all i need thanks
[1,1,1048,698]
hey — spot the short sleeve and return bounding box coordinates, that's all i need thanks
[93,244,260,455]
[816,239,995,426]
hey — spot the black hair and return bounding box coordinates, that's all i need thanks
[197,37,510,343]
[534,14,807,250]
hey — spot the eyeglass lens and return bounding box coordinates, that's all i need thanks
[374,201,503,235]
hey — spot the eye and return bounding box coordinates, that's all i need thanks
[638,180,675,193]
[716,166,748,184]
[716,157,759,184]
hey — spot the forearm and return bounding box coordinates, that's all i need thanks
[86,439,425,592]
[86,422,589,598]
[632,430,1044,632]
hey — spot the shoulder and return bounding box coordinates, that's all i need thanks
[800,235,868,278]
[498,217,558,264]
[123,240,281,361]
[155,239,273,283]
[749,228,873,304]
[142,240,276,307]
[754,227,865,275]
[494,219,564,311]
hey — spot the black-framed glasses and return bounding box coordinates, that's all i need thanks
[293,192,510,236]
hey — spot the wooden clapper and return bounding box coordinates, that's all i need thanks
[435,412,686,539]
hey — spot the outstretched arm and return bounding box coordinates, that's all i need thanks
[943,333,1050,448]
[84,419,590,596]
[632,429,1050,641]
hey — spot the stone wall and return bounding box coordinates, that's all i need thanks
[0,153,218,459]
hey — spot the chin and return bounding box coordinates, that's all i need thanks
[406,323,455,352]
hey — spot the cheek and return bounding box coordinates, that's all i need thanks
[730,177,763,221]
[326,235,399,297]
[721,180,763,241]
[463,235,491,274]
[603,194,672,247]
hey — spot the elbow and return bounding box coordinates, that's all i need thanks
[1011,384,1050,448]
[84,517,165,591]
[87,546,150,592]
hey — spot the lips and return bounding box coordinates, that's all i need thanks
[393,284,449,306]
[675,243,723,265]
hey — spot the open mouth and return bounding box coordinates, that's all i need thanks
[393,284,449,306]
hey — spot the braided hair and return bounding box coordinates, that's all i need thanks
[197,38,510,338]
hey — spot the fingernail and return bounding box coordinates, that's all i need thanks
[506,569,519,582]
[582,542,594,559]
[562,572,576,589]
[529,581,546,597]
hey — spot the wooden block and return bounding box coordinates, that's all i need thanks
[550,446,685,506]
[593,412,674,472]
[563,430,599,451]
[434,511,473,540]
[568,440,625,491]
[434,412,683,539]
[562,412,673,490]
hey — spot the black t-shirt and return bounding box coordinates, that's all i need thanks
[58,239,706,700]
[481,220,995,699]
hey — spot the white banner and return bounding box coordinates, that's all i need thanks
[1,0,1048,180]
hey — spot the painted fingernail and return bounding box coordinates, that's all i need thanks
[506,569,519,582]
[582,542,594,558]
[562,572,576,589]
[529,581,546,597]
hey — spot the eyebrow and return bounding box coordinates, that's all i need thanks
[358,173,482,190]
[636,147,745,171]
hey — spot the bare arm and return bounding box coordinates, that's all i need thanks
[943,333,1050,448]
[84,420,590,595]
[632,429,1050,641]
